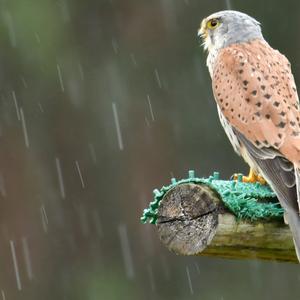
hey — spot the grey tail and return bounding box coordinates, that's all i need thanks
[233,129,300,262]
[290,167,300,261]
[285,208,300,261]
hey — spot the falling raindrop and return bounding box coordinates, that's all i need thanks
[111,38,119,54]
[40,205,49,233]
[9,240,22,290]
[194,262,200,274]
[118,224,135,279]
[20,76,28,88]
[20,108,30,148]
[147,263,156,291]
[112,102,124,150]
[0,172,7,197]
[59,0,71,23]
[160,256,170,280]
[78,62,84,80]
[147,94,155,121]
[12,91,20,121]
[38,102,44,113]
[145,117,150,127]
[34,32,41,44]
[75,160,85,188]
[154,69,162,88]
[57,64,65,92]
[2,10,16,47]
[88,143,97,164]
[55,157,66,199]
[186,266,194,295]
[130,53,138,67]
[225,0,232,9]
[1,290,6,300]
[92,211,103,238]
[21,237,33,280]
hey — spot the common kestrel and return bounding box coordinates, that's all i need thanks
[199,10,300,260]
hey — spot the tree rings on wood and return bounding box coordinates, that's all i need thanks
[157,183,221,255]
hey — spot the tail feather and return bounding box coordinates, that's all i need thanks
[234,130,300,262]
[285,209,300,261]
[291,167,300,260]
[295,167,300,213]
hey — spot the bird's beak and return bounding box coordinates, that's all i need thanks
[198,19,209,50]
[198,19,207,40]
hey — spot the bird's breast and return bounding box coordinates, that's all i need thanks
[217,106,241,155]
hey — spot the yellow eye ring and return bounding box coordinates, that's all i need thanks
[207,18,220,29]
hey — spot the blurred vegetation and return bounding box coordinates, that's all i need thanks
[0,0,299,299]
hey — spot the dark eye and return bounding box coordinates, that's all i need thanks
[211,19,218,26]
[207,18,220,29]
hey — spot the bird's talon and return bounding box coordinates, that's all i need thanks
[256,175,267,185]
[231,173,243,181]
[231,169,267,185]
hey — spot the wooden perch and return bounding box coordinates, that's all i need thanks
[156,183,297,263]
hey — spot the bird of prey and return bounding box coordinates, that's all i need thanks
[199,10,300,260]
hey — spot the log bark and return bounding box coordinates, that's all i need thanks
[156,183,297,263]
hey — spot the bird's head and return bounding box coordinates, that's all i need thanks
[199,10,263,52]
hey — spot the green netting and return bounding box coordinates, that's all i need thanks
[140,170,284,224]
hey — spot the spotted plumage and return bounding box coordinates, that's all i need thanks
[199,10,300,261]
[213,39,300,164]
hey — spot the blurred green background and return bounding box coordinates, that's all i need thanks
[0,0,300,299]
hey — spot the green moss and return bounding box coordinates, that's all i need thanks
[141,170,283,224]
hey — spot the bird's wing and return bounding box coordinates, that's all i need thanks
[234,129,298,210]
[234,129,300,259]
[212,39,300,165]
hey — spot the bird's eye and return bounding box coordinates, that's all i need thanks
[207,18,220,29]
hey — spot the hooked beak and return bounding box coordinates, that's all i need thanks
[198,19,207,39]
[198,19,209,50]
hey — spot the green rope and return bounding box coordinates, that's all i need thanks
[140,170,284,224]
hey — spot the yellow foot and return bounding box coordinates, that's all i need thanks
[232,168,267,185]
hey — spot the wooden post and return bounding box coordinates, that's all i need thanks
[156,183,297,263]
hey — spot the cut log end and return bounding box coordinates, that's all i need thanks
[157,183,221,255]
[156,183,297,263]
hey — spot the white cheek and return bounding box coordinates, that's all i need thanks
[204,35,213,51]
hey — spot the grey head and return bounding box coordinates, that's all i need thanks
[199,10,264,52]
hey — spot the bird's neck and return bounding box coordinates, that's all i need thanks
[207,48,220,77]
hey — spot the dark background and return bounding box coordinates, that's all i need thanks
[0,0,299,299]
